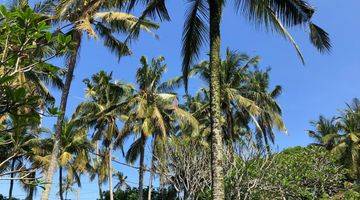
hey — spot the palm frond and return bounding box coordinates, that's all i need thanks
[95,22,132,58]
[181,0,208,92]
[309,22,331,53]
[125,137,143,164]
[76,18,97,38]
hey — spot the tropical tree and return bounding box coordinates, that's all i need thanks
[309,98,360,181]
[180,1,331,198]
[0,5,70,199]
[114,171,130,191]
[0,4,70,123]
[73,71,134,200]
[58,119,92,200]
[0,3,69,104]
[0,113,45,200]
[308,115,340,150]
[246,66,285,154]
[222,146,347,200]
[41,1,160,198]
[332,99,360,181]
[122,56,198,200]
[187,49,285,156]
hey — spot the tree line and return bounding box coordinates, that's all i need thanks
[3,0,359,200]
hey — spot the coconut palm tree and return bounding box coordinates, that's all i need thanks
[123,56,198,200]
[186,49,285,156]
[308,115,340,150]
[114,171,129,191]
[246,67,285,154]
[309,99,360,181]
[0,113,44,200]
[73,71,134,200]
[41,2,160,197]
[181,1,331,198]
[330,99,360,181]
[58,119,92,200]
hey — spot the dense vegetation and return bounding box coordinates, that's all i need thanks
[1,0,357,200]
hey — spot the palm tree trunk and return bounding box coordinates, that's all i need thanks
[109,143,114,200]
[98,177,103,200]
[59,166,64,200]
[96,141,104,200]
[25,172,36,200]
[147,138,156,200]
[41,31,82,200]
[139,133,146,200]
[8,158,16,200]
[226,108,234,163]
[263,132,271,156]
[159,175,164,200]
[209,0,225,199]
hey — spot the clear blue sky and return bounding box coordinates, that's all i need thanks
[1,0,360,199]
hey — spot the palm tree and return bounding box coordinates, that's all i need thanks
[89,141,107,200]
[309,99,360,181]
[186,49,285,156]
[114,171,129,191]
[58,119,92,200]
[308,115,339,150]
[331,99,360,181]
[0,114,44,200]
[73,71,133,200]
[180,1,331,198]
[41,1,160,197]
[123,56,198,200]
[246,67,285,154]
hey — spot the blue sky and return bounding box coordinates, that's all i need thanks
[1,0,360,199]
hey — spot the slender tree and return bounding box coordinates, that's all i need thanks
[57,119,92,200]
[310,99,360,181]
[187,49,286,155]
[181,1,331,198]
[74,71,134,200]
[123,56,198,200]
[41,1,160,198]
[308,115,339,150]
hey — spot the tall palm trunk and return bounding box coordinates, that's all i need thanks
[108,143,114,200]
[25,172,36,200]
[209,0,225,199]
[41,31,82,200]
[226,108,235,163]
[98,177,103,200]
[59,166,64,200]
[96,141,104,200]
[139,133,146,200]
[263,131,271,156]
[8,158,16,200]
[147,138,156,200]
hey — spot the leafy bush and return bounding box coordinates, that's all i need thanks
[102,187,177,200]
[223,146,349,199]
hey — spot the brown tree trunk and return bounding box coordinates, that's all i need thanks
[209,0,225,199]
[263,131,271,156]
[147,138,156,200]
[98,178,103,200]
[96,141,104,200]
[41,31,82,200]
[226,108,235,163]
[139,133,146,200]
[59,166,64,200]
[8,158,16,200]
[25,172,36,200]
[108,143,114,200]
